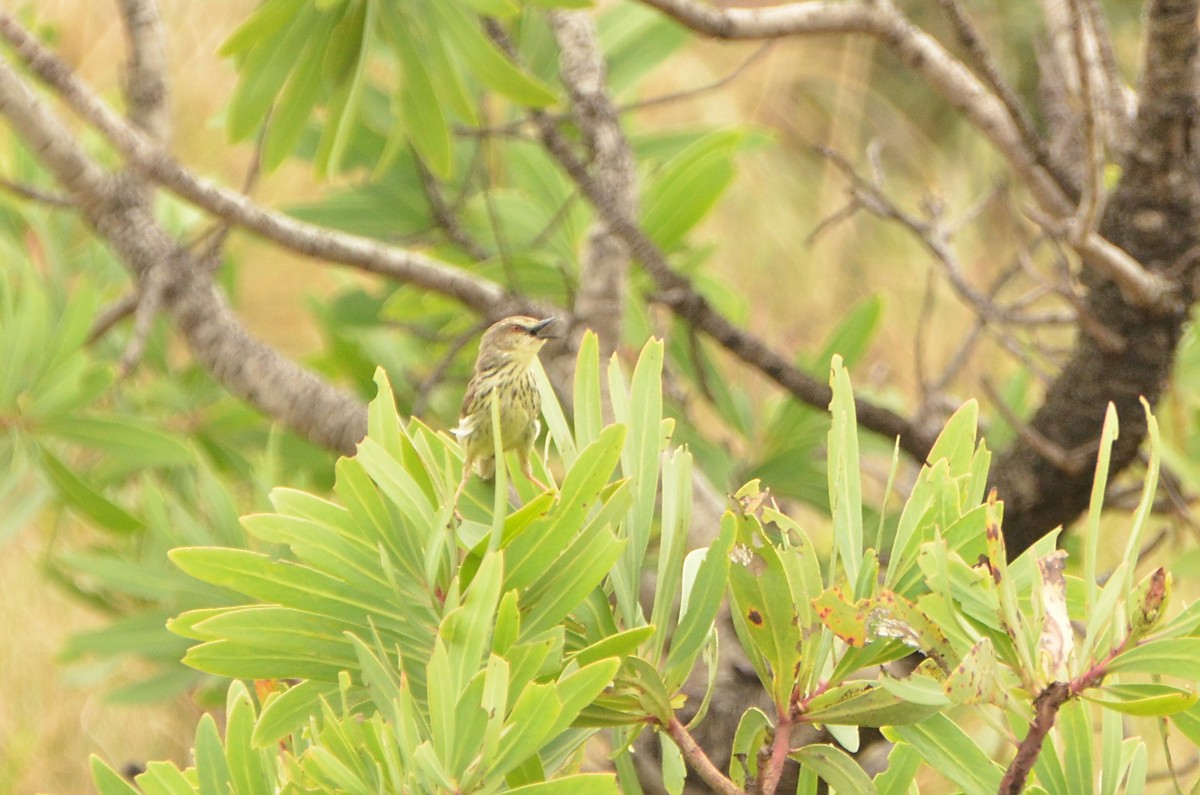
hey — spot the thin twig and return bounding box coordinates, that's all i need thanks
[86,291,139,345]
[934,0,1075,195]
[982,377,1095,474]
[412,321,489,417]
[116,263,168,378]
[0,176,72,207]
[1066,0,1107,235]
[620,42,774,112]
[415,154,491,262]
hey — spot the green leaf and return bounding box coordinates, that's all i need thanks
[801,681,940,727]
[441,552,503,692]
[377,4,453,178]
[551,658,621,735]
[573,331,603,450]
[38,447,143,534]
[664,518,733,689]
[599,3,687,94]
[729,707,771,789]
[460,0,521,17]
[430,3,558,107]
[660,733,685,795]
[195,713,233,795]
[48,417,193,469]
[641,132,742,249]
[610,337,665,624]
[505,775,619,795]
[874,743,921,795]
[1108,638,1200,678]
[252,680,341,747]
[315,0,371,175]
[264,13,341,171]
[521,525,625,637]
[1059,700,1093,795]
[1084,683,1198,716]
[504,425,625,592]
[227,2,320,141]
[790,744,878,795]
[490,682,562,778]
[91,756,141,795]
[1169,699,1200,745]
[727,512,802,705]
[827,355,864,589]
[892,713,1004,795]
[572,625,655,668]
[225,683,271,795]
[652,446,692,663]
[219,0,296,56]
[1083,404,1119,615]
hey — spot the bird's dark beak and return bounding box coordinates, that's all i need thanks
[530,317,559,339]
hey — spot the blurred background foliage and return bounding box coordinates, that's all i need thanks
[2,0,1199,792]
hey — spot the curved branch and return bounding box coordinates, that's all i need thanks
[531,113,936,459]
[638,0,1072,214]
[0,55,367,454]
[0,11,526,319]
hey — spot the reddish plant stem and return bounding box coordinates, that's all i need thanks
[1001,640,1129,792]
[999,681,1071,794]
[756,716,794,795]
[663,716,747,795]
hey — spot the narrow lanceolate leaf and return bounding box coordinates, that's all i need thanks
[38,447,143,534]
[429,2,558,107]
[790,745,878,795]
[729,707,771,788]
[612,337,665,625]
[801,681,940,727]
[573,331,603,450]
[1084,404,1119,613]
[664,519,733,689]
[1083,683,1198,716]
[1108,638,1200,678]
[827,356,864,589]
[91,757,140,795]
[504,775,619,795]
[195,713,233,795]
[892,713,1004,795]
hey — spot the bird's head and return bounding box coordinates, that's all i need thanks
[476,316,559,368]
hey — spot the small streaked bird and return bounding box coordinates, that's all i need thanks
[453,316,558,505]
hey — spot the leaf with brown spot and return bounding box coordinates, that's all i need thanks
[812,587,870,648]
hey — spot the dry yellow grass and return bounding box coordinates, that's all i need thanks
[0,531,201,795]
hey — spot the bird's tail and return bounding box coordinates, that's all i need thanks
[476,456,496,482]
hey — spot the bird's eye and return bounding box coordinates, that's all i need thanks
[511,324,523,333]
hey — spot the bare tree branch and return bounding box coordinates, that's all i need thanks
[636,0,1074,215]
[933,0,1076,194]
[0,175,72,206]
[993,0,1200,555]
[116,0,168,143]
[548,11,636,365]
[638,0,1187,316]
[0,54,368,455]
[0,11,529,319]
[527,110,937,459]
